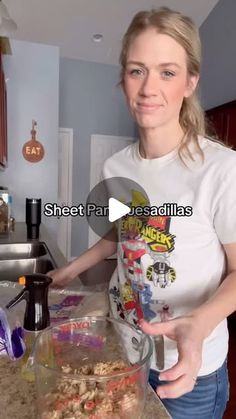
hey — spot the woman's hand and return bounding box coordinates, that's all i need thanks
[47,264,76,288]
[140,315,204,399]
[46,229,118,289]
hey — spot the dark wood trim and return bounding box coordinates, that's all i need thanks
[206,100,236,112]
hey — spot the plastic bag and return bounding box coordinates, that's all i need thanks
[0,308,25,360]
[49,290,109,323]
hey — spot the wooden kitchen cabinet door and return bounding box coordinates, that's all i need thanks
[0,53,7,169]
[224,105,236,148]
[207,102,236,326]
[206,108,225,142]
[206,100,236,149]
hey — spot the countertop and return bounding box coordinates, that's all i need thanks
[0,357,170,419]
[0,223,170,419]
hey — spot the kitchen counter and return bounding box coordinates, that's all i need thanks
[0,222,170,418]
[0,356,170,419]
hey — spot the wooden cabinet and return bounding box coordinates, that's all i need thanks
[206,100,236,150]
[0,53,7,169]
[206,102,236,323]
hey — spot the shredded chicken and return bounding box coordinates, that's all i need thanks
[42,360,140,419]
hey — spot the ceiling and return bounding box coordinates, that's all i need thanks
[5,0,220,65]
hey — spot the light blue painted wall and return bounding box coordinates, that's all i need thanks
[59,58,136,256]
[0,40,59,239]
[200,0,236,109]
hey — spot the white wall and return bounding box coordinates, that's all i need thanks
[0,40,59,239]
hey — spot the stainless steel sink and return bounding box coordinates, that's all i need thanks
[0,241,56,281]
[0,258,55,282]
[0,242,48,259]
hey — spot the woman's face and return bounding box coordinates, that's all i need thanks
[123,28,198,131]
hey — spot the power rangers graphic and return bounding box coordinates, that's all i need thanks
[132,282,157,321]
[120,190,149,241]
[120,282,143,323]
[122,239,148,283]
[110,190,177,324]
[131,190,149,208]
[158,304,174,321]
[146,253,176,288]
[122,282,136,311]
[141,216,176,288]
[113,279,174,323]
[120,281,165,322]
[141,216,175,253]
[109,286,125,320]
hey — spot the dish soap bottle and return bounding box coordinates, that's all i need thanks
[6,274,52,381]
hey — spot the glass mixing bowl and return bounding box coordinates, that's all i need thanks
[32,316,153,419]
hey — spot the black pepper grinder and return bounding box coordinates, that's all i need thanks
[25,198,41,239]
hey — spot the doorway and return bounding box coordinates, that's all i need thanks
[89,134,134,248]
[57,128,73,260]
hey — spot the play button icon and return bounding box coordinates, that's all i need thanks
[86,176,150,242]
[108,198,131,222]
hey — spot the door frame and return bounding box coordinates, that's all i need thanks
[58,127,73,260]
[89,134,134,251]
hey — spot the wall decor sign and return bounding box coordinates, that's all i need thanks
[22,120,45,162]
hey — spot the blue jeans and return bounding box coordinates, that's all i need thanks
[149,359,229,419]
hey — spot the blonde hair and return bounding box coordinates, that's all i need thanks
[120,7,207,162]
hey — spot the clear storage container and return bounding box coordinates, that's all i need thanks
[32,316,153,419]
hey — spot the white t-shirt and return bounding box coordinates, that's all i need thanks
[102,136,236,375]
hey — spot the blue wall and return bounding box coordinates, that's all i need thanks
[59,58,136,256]
[200,0,236,109]
[0,40,59,239]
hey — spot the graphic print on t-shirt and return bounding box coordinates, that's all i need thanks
[110,190,176,324]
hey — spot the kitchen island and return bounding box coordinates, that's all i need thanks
[0,222,170,418]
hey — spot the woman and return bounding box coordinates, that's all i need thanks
[49,8,236,418]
